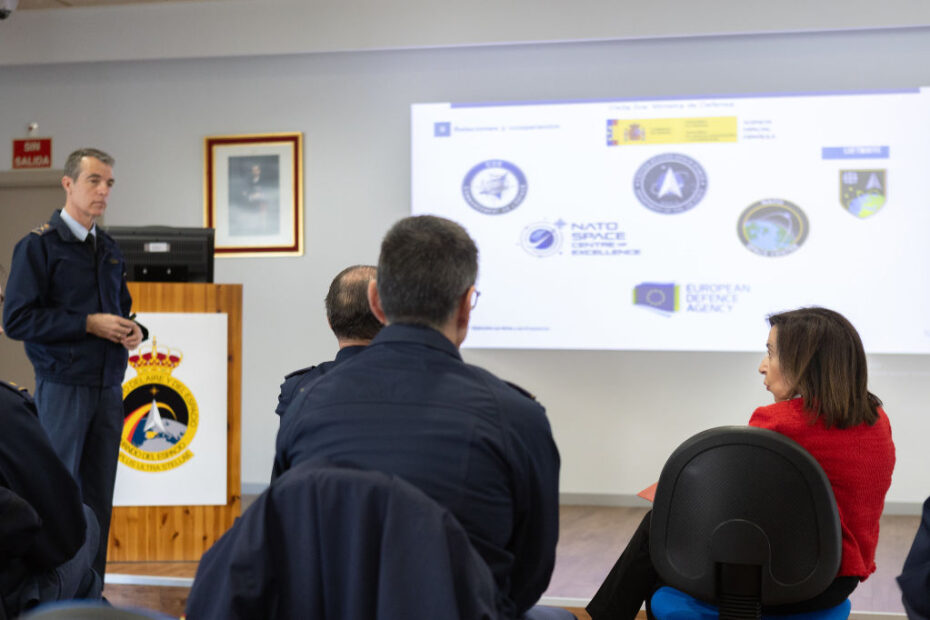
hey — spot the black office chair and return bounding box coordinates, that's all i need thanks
[649,426,845,620]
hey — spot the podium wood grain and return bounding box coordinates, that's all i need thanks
[107,283,242,561]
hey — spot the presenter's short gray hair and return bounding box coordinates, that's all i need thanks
[64,148,115,180]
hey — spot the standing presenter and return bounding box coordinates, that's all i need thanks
[2,147,141,579]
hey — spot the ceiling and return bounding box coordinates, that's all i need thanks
[18,0,203,9]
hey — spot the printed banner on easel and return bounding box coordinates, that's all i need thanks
[113,313,228,506]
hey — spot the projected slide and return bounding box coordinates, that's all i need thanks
[411,89,930,353]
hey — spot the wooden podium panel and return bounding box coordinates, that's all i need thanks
[107,283,242,562]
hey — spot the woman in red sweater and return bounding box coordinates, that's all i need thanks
[587,307,895,620]
[749,307,895,608]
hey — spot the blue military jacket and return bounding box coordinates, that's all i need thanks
[2,210,132,387]
[274,345,366,418]
[898,496,930,620]
[274,324,561,618]
[187,464,500,620]
[0,381,85,571]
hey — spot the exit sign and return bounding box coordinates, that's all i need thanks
[13,138,52,169]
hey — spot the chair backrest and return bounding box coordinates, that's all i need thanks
[186,463,500,620]
[650,426,842,612]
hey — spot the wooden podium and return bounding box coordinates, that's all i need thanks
[107,283,242,562]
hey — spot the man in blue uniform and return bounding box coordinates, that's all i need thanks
[275,215,564,619]
[2,148,142,579]
[899,496,930,620]
[273,264,380,420]
[0,379,102,615]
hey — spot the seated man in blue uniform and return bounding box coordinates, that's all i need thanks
[899,495,930,620]
[0,379,102,616]
[273,264,380,421]
[274,215,565,619]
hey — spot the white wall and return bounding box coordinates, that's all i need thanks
[1,24,929,508]
[2,0,930,66]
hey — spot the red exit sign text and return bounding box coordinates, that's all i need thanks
[13,138,52,169]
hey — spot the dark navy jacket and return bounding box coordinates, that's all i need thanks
[274,345,366,417]
[0,381,85,572]
[274,324,561,618]
[2,210,132,387]
[187,463,499,620]
[899,496,930,620]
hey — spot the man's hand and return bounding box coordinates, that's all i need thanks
[87,313,139,346]
[121,321,143,350]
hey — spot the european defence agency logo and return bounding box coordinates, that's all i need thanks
[120,339,199,473]
[840,169,886,219]
[633,282,749,314]
[737,199,809,257]
[632,153,707,214]
[520,221,563,257]
[462,160,528,215]
[633,282,679,315]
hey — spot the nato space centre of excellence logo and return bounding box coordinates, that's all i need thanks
[519,219,642,258]
[737,199,809,258]
[633,281,750,316]
[840,169,886,219]
[462,159,528,215]
[520,221,563,257]
[120,339,199,473]
[633,153,708,215]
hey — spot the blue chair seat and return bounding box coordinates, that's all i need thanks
[651,586,851,620]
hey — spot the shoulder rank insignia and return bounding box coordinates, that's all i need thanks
[505,380,537,401]
[30,223,51,235]
[284,365,318,380]
[0,380,32,398]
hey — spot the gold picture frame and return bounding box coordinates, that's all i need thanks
[204,132,303,256]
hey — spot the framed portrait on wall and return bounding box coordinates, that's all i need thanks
[204,132,303,256]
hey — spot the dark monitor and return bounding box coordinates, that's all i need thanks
[105,226,215,283]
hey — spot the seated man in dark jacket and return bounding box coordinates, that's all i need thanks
[273,264,381,423]
[275,215,567,619]
[0,380,101,616]
[899,496,930,620]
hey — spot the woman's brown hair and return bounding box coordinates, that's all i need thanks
[768,307,882,428]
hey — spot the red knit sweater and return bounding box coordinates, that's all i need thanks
[749,398,895,579]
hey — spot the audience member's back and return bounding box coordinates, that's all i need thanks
[274,215,561,618]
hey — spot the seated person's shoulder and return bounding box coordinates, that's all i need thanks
[283,364,318,381]
[466,364,545,413]
[0,380,34,407]
[504,380,538,402]
[276,366,321,416]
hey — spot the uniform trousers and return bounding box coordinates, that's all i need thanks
[34,379,123,578]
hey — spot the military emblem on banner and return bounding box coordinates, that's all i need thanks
[840,169,886,219]
[737,199,809,258]
[633,153,708,215]
[462,159,528,215]
[120,339,199,473]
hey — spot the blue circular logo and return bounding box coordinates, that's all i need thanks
[737,199,809,257]
[463,160,528,215]
[520,222,562,257]
[633,153,708,214]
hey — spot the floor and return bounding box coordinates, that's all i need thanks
[544,506,919,614]
[104,505,920,618]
